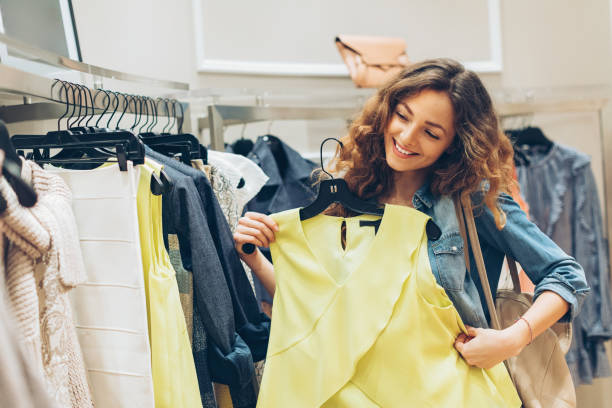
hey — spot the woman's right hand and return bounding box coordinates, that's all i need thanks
[233,212,279,261]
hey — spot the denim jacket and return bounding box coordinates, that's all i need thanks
[414,181,590,329]
[516,142,611,383]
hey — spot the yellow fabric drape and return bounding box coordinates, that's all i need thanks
[136,161,202,408]
[258,205,521,407]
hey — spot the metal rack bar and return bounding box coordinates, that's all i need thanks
[497,98,608,117]
[0,65,185,123]
[0,33,189,90]
[202,105,360,150]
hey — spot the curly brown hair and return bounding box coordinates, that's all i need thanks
[326,58,515,229]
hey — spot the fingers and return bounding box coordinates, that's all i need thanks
[245,212,279,232]
[234,212,279,250]
[234,230,265,248]
[465,325,480,337]
[239,217,276,244]
[454,338,466,354]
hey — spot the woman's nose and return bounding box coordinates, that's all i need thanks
[398,125,417,145]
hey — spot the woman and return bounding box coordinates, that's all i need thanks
[234,59,589,406]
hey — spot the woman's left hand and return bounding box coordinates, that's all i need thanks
[454,324,529,369]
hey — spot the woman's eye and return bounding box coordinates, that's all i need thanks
[425,130,440,140]
[396,111,408,121]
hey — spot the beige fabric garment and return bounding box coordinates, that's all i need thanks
[0,151,56,408]
[0,160,93,408]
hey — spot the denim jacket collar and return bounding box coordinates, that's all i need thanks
[412,178,434,210]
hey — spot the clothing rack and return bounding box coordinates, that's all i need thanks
[0,33,191,129]
[201,104,360,151]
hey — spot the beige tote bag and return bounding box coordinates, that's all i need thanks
[455,198,576,408]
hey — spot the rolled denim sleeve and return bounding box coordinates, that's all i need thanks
[473,192,590,322]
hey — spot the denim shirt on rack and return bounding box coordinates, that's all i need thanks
[413,180,589,330]
[516,142,611,384]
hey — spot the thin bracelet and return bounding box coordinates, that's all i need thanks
[517,316,533,345]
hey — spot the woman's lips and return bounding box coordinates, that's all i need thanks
[392,138,418,159]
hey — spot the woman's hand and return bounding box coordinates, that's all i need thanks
[454,322,530,369]
[233,212,279,261]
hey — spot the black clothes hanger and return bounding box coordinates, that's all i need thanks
[299,137,384,221]
[507,126,553,149]
[232,123,255,157]
[506,126,553,166]
[138,98,196,165]
[0,120,37,208]
[12,84,145,171]
[241,137,385,254]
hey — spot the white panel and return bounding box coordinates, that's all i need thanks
[194,0,502,75]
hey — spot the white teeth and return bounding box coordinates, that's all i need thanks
[395,140,415,155]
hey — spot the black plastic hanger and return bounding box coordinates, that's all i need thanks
[232,123,254,157]
[299,137,384,220]
[241,137,384,254]
[0,120,37,208]
[508,126,553,149]
[139,98,204,164]
[11,84,145,171]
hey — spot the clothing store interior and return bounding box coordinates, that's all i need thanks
[1,0,612,407]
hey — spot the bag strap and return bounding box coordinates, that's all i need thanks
[456,197,522,330]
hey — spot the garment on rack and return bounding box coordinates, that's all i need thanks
[258,205,521,407]
[1,161,93,408]
[148,148,264,408]
[146,150,248,407]
[0,159,58,408]
[515,142,612,384]
[47,162,155,408]
[170,233,194,343]
[137,160,203,407]
[198,161,265,395]
[148,148,270,362]
[241,135,318,306]
[0,255,56,408]
[207,150,269,215]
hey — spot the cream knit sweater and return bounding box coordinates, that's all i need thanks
[0,160,94,408]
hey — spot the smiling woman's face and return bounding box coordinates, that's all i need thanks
[384,89,456,177]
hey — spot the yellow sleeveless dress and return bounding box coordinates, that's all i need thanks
[137,161,202,407]
[257,204,521,407]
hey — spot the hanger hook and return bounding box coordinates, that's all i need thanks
[267,120,274,134]
[53,79,70,131]
[170,99,177,133]
[130,95,140,130]
[160,98,171,133]
[85,85,96,127]
[106,91,120,129]
[94,89,111,128]
[175,99,184,133]
[148,97,158,133]
[139,96,150,134]
[66,82,79,128]
[241,122,247,139]
[76,84,88,127]
[115,92,129,130]
[319,137,343,180]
